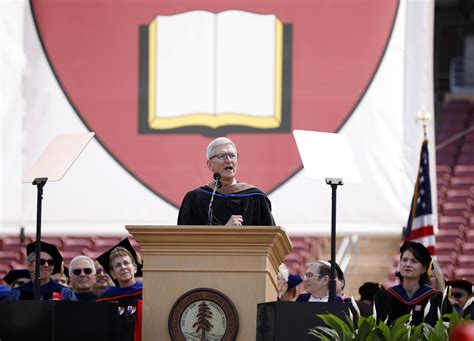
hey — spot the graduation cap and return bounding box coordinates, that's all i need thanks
[96,238,143,277]
[447,279,473,295]
[26,240,63,266]
[3,269,31,286]
[287,274,302,290]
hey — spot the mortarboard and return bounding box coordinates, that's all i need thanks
[3,269,31,285]
[448,279,473,295]
[96,238,143,277]
[400,241,432,267]
[26,240,63,266]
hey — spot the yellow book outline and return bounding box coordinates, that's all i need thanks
[147,13,284,130]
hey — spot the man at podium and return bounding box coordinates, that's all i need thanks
[178,137,275,226]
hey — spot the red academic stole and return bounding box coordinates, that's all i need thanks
[134,299,142,341]
[52,291,63,300]
[386,286,438,307]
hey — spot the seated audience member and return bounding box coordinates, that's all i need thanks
[4,241,77,301]
[448,279,473,318]
[93,260,115,296]
[69,255,97,301]
[357,282,383,317]
[428,260,446,292]
[374,241,451,326]
[277,265,303,301]
[297,261,343,302]
[96,238,143,341]
[3,269,31,288]
[51,265,69,287]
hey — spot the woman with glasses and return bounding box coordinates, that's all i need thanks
[374,241,451,326]
[4,241,77,301]
[178,137,275,226]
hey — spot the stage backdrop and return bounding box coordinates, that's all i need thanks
[0,0,436,236]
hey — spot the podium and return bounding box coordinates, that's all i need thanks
[127,225,292,340]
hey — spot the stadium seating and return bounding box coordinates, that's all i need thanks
[434,99,474,283]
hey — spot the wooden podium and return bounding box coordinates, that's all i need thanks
[127,225,292,340]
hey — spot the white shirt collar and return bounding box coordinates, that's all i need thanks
[309,295,329,302]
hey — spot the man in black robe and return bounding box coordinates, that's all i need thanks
[4,241,76,301]
[178,137,275,226]
[447,279,473,318]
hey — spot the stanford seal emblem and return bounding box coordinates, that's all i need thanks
[168,288,239,341]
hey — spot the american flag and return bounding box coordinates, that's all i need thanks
[403,139,436,255]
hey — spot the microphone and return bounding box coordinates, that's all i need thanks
[213,172,222,189]
[207,173,222,225]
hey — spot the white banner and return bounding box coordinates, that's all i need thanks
[0,0,436,236]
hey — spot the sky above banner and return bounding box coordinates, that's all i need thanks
[0,0,436,236]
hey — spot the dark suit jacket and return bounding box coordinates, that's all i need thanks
[296,293,343,302]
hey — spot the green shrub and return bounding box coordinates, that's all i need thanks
[309,311,469,341]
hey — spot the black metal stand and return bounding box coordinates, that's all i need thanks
[32,177,47,300]
[325,177,343,303]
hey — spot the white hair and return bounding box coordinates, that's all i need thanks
[206,137,236,160]
[278,263,289,282]
[69,255,96,274]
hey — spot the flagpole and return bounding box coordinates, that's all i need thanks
[416,111,432,140]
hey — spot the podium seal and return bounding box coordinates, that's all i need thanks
[168,288,239,341]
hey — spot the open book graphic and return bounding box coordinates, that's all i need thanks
[143,10,290,131]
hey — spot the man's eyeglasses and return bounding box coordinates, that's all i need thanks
[452,291,466,298]
[39,259,55,267]
[72,268,94,276]
[304,272,325,278]
[209,152,239,161]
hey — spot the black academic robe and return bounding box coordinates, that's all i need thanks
[3,281,77,301]
[177,186,275,226]
[97,282,143,341]
[75,291,98,301]
[374,284,451,326]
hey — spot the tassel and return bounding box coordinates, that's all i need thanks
[426,259,433,276]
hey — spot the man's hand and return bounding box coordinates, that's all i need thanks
[225,215,243,226]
